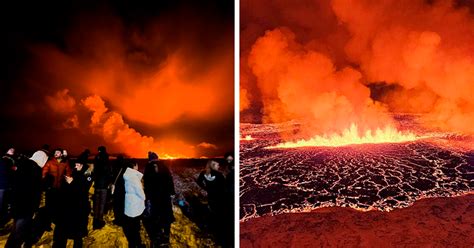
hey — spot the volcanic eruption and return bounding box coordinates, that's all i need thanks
[0,1,234,158]
[240,1,474,238]
[241,0,474,146]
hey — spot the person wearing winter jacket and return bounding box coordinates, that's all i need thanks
[43,149,72,190]
[30,148,72,243]
[197,160,226,214]
[123,163,145,248]
[53,160,92,248]
[143,152,175,246]
[93,146,111,229]
[77,149,90,166]
[6,150,48,248]
[223,152,235,247]
[196,160,227,246]
[111,155,127,226]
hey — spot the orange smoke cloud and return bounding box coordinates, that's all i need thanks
[23,7,233,157]
[248,28,392,135]
[117,53,231,126]
[242,0,474,136]
[82,95,195,158]
[82,95,156,157]
[331,0,474,133]
[45,89,76,114]
[240,88,250,112]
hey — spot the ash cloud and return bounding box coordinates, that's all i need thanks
[241,0,474,135]
[0,1,234,157]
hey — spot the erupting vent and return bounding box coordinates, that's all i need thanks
[268,124,422,148]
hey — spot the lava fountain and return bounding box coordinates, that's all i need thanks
[268,124,423,148]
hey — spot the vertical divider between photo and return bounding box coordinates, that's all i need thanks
[234,0,240,246]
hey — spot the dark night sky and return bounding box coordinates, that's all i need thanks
[0,0,234,158]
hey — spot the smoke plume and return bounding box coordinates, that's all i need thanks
[242,0,474,135]
[0,1,233,157]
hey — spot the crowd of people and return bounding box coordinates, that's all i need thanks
[0,145,235,248]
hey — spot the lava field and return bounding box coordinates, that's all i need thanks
[240,122,474,221]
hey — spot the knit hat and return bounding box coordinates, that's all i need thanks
[30,150,48,168]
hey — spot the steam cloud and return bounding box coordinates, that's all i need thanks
[0,2,233,157]
[241,0,474,135]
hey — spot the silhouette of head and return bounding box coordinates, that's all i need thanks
[98,146,106,153]
[148,151,159,161]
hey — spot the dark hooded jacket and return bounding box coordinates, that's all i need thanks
[94,151,111,189]
[0,155,15,189]
[56,163,92,238]
[197,169,226,212]
[143,161,175,224]
[11,157,43,218]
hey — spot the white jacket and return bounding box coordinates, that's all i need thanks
[123,167,146,217]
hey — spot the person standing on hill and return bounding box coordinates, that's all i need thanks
[123,162,146,248]
[43,149,72,190]
[143,152,176,246]
[93,146,111,229]
[53,160,92,248]
[197,160,227,246]
[111,155,127,226]
[31,148,72,242]
[6,149,48,248]
[223,152,234,247]
[77,149,90,166]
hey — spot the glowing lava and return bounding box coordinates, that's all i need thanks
[269,124,421,148]
[241,135,255,141]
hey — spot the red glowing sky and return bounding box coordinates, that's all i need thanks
[0,1,234,158]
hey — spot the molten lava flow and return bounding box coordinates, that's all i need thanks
[241,135,254,141]
[269,124,420,148]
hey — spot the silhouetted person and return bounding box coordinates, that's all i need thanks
[224,152,234,200]
[31,148,72,243]
[6,150,48,248]
[53,161,92,248]
[223,152,234,247]
[123,163,145,248]
[143,152,175,246]
[197,160,226,245]
[61,149,69,164]
[112,155,127,226]
[41,144,50,156]
[77,149,90,166]
[0,148,16,225]
[93,145,111,229]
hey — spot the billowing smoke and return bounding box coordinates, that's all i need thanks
[81,95,196,158]
[248,28,392,134]
[82,95,154,157]
[331,0,474,134]
[241,0,474,135]
[0,1,233,157]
